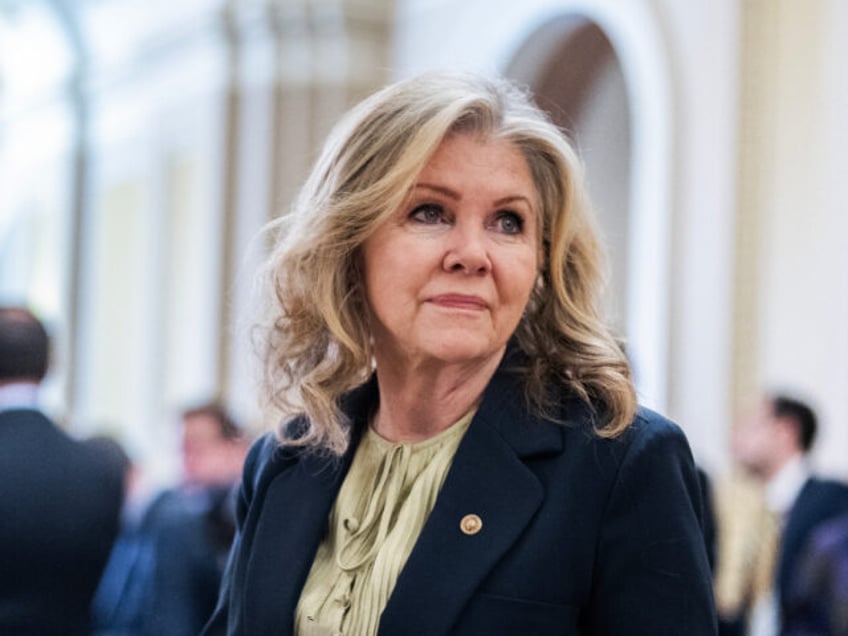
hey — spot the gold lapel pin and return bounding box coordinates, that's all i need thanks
[460,513,483,535]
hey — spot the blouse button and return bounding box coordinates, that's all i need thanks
[343,517,359,533]
[337,593,351,608]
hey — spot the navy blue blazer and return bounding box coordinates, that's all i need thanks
[204,364,716,635]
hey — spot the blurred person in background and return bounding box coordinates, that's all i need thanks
[90,402,249,636]
[180,401,251,570]
[715,392,848,635]
[204,71,715,635]
[0,306,124,636]
[88,434,186,636]
[783,507,848,636]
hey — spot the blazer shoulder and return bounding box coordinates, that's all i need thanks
[623,406,691,451]
[802,476,848,511]
[551,403,696,502]
[591,406,697,490]
[632,405,684,433]
[241,417,340,499]
[242,430,288,498]
[809,476,848,494]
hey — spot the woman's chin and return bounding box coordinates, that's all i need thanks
[416,337,505,368]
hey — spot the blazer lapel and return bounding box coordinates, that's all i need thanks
[242,380,377,635]
[242,451,347,635]
[379,369,563,635]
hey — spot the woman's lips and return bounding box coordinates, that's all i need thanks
[429,294,488,310]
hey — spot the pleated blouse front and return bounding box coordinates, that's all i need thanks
[295,410,474,636]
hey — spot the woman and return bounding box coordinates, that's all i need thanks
[204,72,716,635]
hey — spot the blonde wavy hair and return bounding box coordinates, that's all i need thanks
[259,71,636,455]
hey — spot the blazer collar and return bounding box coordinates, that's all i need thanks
[242,405,368,635]
[242,357,569,635]
[379,371,559,634]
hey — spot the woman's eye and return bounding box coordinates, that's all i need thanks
[495,211,524,235]
[409,204,445,224]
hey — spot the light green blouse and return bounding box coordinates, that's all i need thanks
[295,410,475,636]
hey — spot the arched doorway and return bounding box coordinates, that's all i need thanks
[503,10,671,412]
[506,16,631,341]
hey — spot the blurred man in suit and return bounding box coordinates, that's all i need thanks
[175,402,250,623]
[0,306,125,635]
[726,392,848,635]
[90,401,249,636]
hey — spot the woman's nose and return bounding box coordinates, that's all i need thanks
[442,224,492,274]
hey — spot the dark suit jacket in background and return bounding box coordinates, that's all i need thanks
[204,363,717,635]
[778,478,848,627]
[0,408,124,636]
[783,511,848,636]
[91,487,234,636]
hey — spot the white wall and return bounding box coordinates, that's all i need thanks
[757,1,848,477]
[654,0,740,473]
[76,0,231,482]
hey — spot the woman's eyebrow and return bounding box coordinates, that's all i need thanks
[492,195,533,209]
[413,182,459,199]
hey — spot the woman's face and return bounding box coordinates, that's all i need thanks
[362,133,540,370]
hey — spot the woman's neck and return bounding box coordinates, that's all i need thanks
[371,350,503,443]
